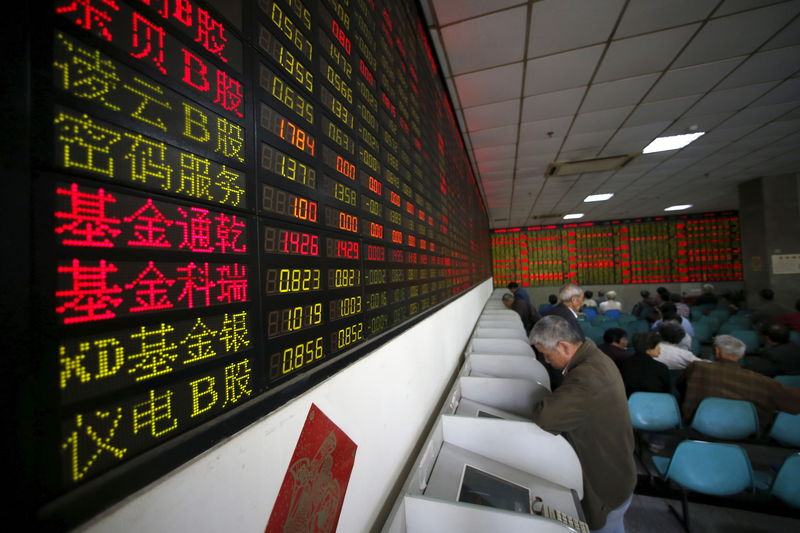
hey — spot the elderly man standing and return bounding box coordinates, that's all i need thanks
[530,316,636,533]
[678,335,800,432]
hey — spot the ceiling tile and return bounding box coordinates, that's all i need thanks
[474,144,517,162]
[524,45,605,96]
[521,87,586,122]
[602,121,672,154]
[751,77,800,107]
[454,63,523,107]
[468,124,519,147]
[674,3,800,68]
[625,95,702,127]
[519,116,573,144]
[644,57,744,102]
[528,0,624,57]
[762,15,800,50]
[688,82,779,115]
[594,24,700,83]
[581,73,660,112]
[721,101,799,129]
[662,110,736,135]
[571,106,634,134]
[561,130,615,152]
[615,0,717,38]
[433,0,526,26]
[464,100,521,132]
[717,45,800,90]
[716,0,789,17]
[478,157,516,173]
[441,6,528,75]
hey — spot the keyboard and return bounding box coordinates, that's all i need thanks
[534,500,590,533]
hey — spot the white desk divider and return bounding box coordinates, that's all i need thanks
[381,415,584,533]
[477,319,525,331]
[480,309,519,318]
[459,376,548,417]
[473,328,529,342]
[467,338,535,357]
[466,354,550,391]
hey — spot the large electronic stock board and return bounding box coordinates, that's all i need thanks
[13,0,490,526]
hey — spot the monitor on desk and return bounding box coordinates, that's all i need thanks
[458,465,531,514]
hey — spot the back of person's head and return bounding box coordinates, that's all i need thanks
[606,290,617,300]
[640,290,650,299]
[633,331,661,354]
[598,291,605,297]
[548,294,557,305]
[702,283,714,293]
[760,288,775,301]
[659,302,679,321]
[530,315,584,350]
[670,293,683,303]
[658,322,686,344]
[714,335,746,359]
[764,322,791,344]
[501,293,515,304]
[584,290,593,299]
[603,328,627,345]
[657,286,670,298]
[558,283,583,302]
[507,282,519,291]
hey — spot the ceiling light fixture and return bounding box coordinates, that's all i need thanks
[584,193,614,202]
[642,132,705,154]
[563,213,584,219]
[664,204,692,211]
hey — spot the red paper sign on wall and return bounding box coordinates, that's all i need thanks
[265,404,357,533]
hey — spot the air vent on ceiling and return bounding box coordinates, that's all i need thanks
[546,154,634,177]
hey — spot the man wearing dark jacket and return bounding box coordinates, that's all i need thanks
[618,332,670,397]
[530,316,636,532]
[502,292,539,335]
[545,283,586,340]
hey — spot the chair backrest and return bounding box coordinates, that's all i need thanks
[691,397,759,440]
[665,440,753,496]
[709,308,731,323]
[591,314,610,325]
[604,309,622,320]
[768,412,800,448]
[628,392,681,432]
[582,307,598,320]
[775,375,800,389]
[617,313,635,325]
[729,329,759,353]
[771,453,800,508]
[473,327,528,342]
[698,315,721,334]
[790,331,800,344]
[584,326,605,345]
[690,336,701,356]
[598,320,620,331]
[692,322,713,343]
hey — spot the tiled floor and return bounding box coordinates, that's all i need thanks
[625,493,800,533]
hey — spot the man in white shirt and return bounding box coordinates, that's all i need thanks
[656,322,705,370]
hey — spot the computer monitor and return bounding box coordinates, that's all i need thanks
[458,465,531,514]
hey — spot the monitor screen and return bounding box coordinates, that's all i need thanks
[458,465,531,514]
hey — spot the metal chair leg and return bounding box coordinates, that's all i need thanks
[666,488,690,532]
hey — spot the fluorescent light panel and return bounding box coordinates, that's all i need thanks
[563,213,584,219]
[664,204,692,211]
[584,193,614,202]
[642,132,705,154]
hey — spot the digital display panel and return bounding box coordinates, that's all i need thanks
[491,213,742,286]
[24,0,492,526]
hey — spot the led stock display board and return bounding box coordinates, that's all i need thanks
[491,213,742,286]
[19,0,490,526]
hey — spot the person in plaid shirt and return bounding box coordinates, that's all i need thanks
[677,335,800,432]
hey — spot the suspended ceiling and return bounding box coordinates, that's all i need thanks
[419,0,800,228]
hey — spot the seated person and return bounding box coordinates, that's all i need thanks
[618,332,670,397]
[655,287,671,305]
[751,288,789,329]
[745,322,800,377]
[652,302,694,341]
[540,293,558,314]
[599,290,622,314]
[657,322,704,370]
[598,327,632,366]
[583,290,598,309]
[778,298,800,333]
[631,290,656,321]
[695,283,718,306]
[507,281,532,309]
[677,335,800,432]
[502,292,538,335]
[670,293,690,319]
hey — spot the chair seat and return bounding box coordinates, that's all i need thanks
[652,455,670,476]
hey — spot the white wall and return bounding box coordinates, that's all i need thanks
[77,279,493,533]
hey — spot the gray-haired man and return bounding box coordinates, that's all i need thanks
[530,316,636,533]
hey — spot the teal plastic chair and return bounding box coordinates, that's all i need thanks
[775,375,800,388]
[692,322,712,343]
[698,315,721,334]
[617,313,635,326]
[628,392,682,432]
[628,319,649,334]
[768,412,800,448]
[690,398,759,440]
[591,314,611,326]
[652,440,753,530]
[584,326,605,345]
[690,336,701,356]
[790,331,800,344]
[771,454,800,508]
[709,308,731,324]
[729,329,759,353]
[597,320,620,331]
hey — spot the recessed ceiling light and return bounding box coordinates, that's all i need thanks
[664,204,692,211]
[584,193,614,202]
[563,213,584,219]
[642,132,705,154]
